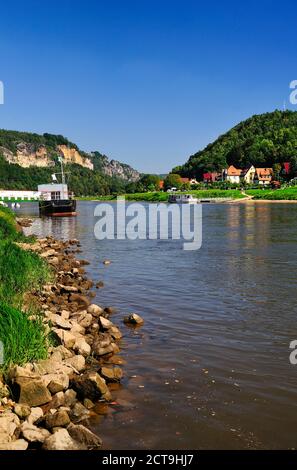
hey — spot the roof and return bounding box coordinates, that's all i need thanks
[227,165,242,176]
[180,177,190,183]
[255,168,273,180]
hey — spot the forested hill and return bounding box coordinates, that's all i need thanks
[0,129,139,196]
[173,110,297,179]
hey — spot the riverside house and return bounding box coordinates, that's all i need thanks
[225,165,273,185]
[254,167,273,186]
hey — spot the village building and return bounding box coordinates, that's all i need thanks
[254,168,273,186]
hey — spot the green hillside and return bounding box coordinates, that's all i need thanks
[174,110,297,179]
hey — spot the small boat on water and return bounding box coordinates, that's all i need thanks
[38,158,76,217]
[168,193,198,204]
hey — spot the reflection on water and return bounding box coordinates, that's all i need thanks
[19,201,297,449]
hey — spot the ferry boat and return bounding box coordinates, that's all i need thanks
[38,158,77,217]
[168,193,198,204]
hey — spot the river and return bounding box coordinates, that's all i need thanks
[19,200,297,449]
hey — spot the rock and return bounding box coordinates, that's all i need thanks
[67,423,102,449]
[53,329,76,349]
[40,249,56,258]
[103,260,111,265]
[73,338,91,357]
[49,314,72,330]
[70,402,90,422]
[71,371,112,402]
[104,306,114,314]
[14,403,31,419]
[8,364,37,381]
[21,422,50,443]
[87,304,104,316]
[77,313,93,328]
[42,429,86,450]
[27,407,43,425]
[0,439,28,450]
[123,313,144,326]
[70,322,85,335]
[48,374,69,394]
[65,355,85,373]
[99,316,113,330]
[83,398,94,409]
[52,345,73,359]
[14,377,52,407]
[45,410,71,429]
[0,378,10,399]
[0,412,20,440]
[109,326,122,340]
[69,294,90,309]
[60,309,70,320]
[100,366,123,383]
[64,389,77,408]
[96,281,104,288]
[58,284,79,293]
[50,391,65,409]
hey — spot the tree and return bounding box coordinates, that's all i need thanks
[140,174,161,191]
[164,173,183,190]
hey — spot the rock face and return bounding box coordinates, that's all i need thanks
[67,423,102,449]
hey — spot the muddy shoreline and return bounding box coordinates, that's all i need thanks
[0,231,143,450]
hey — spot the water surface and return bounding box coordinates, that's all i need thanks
[20,201,297,449]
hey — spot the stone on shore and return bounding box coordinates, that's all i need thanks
[99,316,113,330]
[45,410,71,429]
[87,304,104,316]
[53,329,76,349]
[71,371,112,402]
[73,338,91,357]
[27,407,43,425]
[64,355,85,372]
[14,377,52,407]
[100,366,123,383]
[14,403,31,419]
[21,422,50,443]
[67,423,102,449]
[0,439,28,450]
[42,429,86,450]
[123,313,144,326]
[48,374,70,394]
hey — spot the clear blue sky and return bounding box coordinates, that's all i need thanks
[0,0,296,173]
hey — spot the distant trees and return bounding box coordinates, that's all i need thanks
[174,110,297,178]
[164,173,183,190]
[139,174,161,191]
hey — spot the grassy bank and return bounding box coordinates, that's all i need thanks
[245,188,297,200]
[78,189,246,202]
[0,206,51,368]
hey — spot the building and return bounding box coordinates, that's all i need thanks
[254,168,273,186]
[242,165,256,184]
[226,165,242,183]
[203,172,220,183]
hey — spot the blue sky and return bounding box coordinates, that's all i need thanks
[0,0,296,173]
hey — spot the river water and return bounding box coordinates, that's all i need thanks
[19,200,297,449]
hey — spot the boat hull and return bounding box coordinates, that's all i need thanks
[39,199,77,217]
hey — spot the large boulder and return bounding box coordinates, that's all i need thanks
[52,329,76,349]
[71,371,112,402]
[87,304,104,316]
[64,355,85,372]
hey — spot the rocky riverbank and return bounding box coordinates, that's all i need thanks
[0,234,143,450]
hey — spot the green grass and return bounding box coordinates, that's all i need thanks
[79,189,245,202]
[246,188,297,200]
[0,207,51,369]
[0,302,48,369]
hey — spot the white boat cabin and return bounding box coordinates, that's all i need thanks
[38,184,69,201]
[168,194,198,204]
